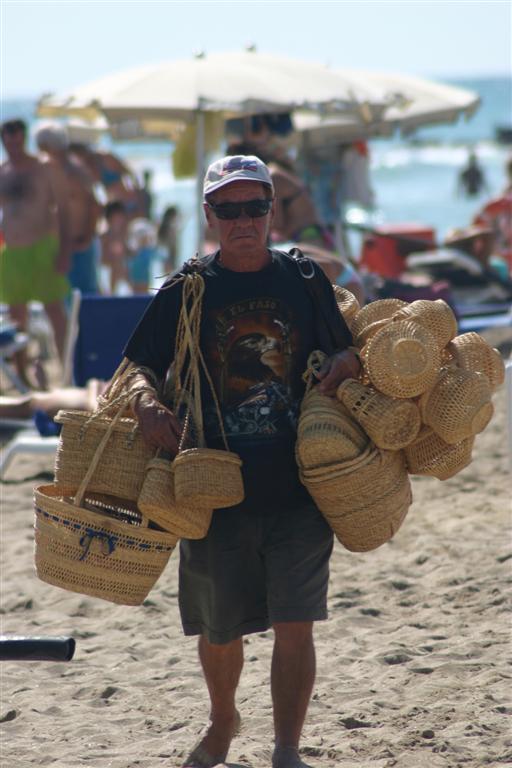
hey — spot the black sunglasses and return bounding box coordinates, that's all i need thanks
[207,198,272,220]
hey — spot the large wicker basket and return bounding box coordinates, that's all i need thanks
[337,378,421,450]
[54,409,153,501]
[138,456,213,538]
[301,448,412,552]
[34,484,177,605]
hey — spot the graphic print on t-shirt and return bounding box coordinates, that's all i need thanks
[203,296,300,439]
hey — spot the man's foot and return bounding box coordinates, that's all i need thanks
[181,710,241,768]
[272,745,313,768]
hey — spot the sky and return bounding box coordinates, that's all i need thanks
[1,0,511,99]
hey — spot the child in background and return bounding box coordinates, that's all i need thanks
[100,201,129,294]
[126,218,158,293]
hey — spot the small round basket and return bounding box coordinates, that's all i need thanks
[392,299,458,349]
[363,320,441,398]
[173,448,244,508]
[354,318,390,349]
[54,409,153,502]
[301,448,412,552]
[419,367,493,444]
[337,378,421,449]
[350,298,408,341]
[404,427,474,480]
[447,333,505,392]
[333,285,360,328]
[34,484,177,606]
[138,457,213,538]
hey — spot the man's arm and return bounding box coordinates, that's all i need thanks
[130,370,182,455]
[44,162,72,273]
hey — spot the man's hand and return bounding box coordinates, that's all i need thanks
[133,392,182,455]
[315,348,361,396]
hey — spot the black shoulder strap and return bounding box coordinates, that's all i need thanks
[273,247,353,353]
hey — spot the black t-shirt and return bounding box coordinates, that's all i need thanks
[124,250,340,509]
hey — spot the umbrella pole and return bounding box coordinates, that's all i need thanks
[195,106,205,256]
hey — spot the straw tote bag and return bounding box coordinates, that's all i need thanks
[34,406,178,606]
[53,360,155,501]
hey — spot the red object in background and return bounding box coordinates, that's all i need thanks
[360,223,436,278]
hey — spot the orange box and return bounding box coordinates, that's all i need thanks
[361,223,436,278]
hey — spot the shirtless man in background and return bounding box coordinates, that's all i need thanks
[36,123,101,295]
[0,119,70,387]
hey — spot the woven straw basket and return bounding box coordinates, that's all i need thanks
[350,298,408,342]
[297,393,369,469]
[138,457,213,538]
[173,448,244,508]
[362,320,441,398]
[301,448,412,552]
[419,367,493,444]
[333,285,360,327]
[337,378,421,450]
[392,299,458,349]
[34,484,177,605]
[54,409,153,501]
[447,333,505,392]
[404,427,474,480]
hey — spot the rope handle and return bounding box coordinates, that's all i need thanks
[74,407,128,508]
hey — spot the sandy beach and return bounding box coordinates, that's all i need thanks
[1,327,511,768]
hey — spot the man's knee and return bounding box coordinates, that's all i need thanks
[272,621,314,649]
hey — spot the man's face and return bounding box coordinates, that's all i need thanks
[204,180,274,255]
[1,128,25,157]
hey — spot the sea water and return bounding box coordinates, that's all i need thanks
[3,76,511,268]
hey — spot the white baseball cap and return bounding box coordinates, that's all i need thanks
[203,154,274,198]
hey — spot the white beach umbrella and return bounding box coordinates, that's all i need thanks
[37,50,398,248]
[293,71,480,146]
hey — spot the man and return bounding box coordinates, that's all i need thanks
[457,151,488,198]
[35,123,101,295]
[0,119,70,386]
[473,156,512,273]
[124,155,360,768]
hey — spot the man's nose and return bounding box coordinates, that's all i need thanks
[238,207,252,223]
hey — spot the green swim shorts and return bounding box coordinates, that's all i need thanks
[0,233,70,305]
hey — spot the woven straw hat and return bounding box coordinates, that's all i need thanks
[404,427,474,480]
[337,378,421,450]
[332,285,360,328]
[447,333,505,392]
[363,320,441,398]
[419,367,493,444]
[350,298,408,341]
[392,299,458,349]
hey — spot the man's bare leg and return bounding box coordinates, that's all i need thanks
[8,303,31,387]
[271,622,316,768]
[45,299,67,361]
[182,635,243,767]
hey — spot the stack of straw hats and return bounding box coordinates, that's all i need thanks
[297,295,505,552]
[337,297,505,480]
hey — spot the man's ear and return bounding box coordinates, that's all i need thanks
[203,202,213,226]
